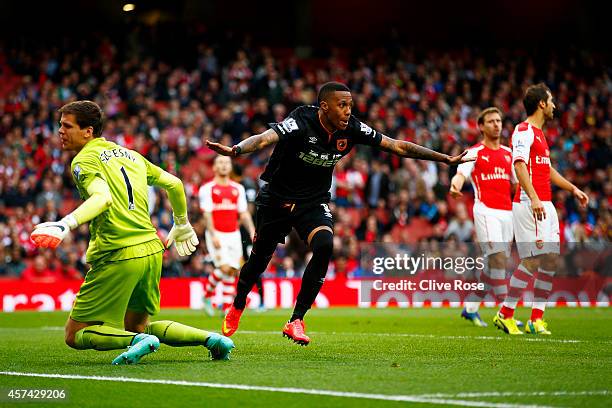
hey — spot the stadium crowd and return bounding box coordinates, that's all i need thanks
[0,34,610,280]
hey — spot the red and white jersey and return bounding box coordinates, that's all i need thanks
[511,122,552,203]
[457,143,514,211]
[199,180,247,233]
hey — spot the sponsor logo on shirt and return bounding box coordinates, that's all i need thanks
[480,166,510,181]
[212,199,238,211]
[535,156,551,165]
[298,151,343,167]
[308,136,318,144]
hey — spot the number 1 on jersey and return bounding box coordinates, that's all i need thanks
[120,166,135,210]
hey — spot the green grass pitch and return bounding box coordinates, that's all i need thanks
[0,307,610,407]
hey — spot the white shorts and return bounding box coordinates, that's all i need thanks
[205,230,243,270]
[513,201,560,259]
[473,202,513,257]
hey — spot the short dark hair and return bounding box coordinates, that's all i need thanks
[58,100,104,137]
[477,107,503,125]
[523,83,551,116]
[317,82,351,104]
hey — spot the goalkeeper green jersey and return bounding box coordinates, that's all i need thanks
[71,137,164,263]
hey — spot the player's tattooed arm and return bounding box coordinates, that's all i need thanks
[378,135,472,165]
[206,129,280,157]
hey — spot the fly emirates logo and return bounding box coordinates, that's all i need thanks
[535,156,551,165]
[481,166,510,181]
[213,199,237,211]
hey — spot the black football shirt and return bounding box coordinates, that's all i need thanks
[261,105,382,204]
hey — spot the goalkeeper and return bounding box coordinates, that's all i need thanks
[30,101,234,364]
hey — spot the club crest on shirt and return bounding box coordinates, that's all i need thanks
[336,139,347,151]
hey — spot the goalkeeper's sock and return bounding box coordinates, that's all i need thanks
[74,325,137,351]
[146,320,211,347]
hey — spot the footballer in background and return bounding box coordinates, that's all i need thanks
[199,155,255,316]
[450,107,516,327]
[494,84,589,335]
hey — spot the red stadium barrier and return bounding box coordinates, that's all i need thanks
[0,277,609,312]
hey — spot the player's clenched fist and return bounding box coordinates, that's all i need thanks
[166,218,199,256]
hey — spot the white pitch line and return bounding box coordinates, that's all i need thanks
[0,371,555,408]
[239,330,587,344]
[417,390,610,398]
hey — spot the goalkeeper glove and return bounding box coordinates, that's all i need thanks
[166,216,199,257]
[30,214,78,249]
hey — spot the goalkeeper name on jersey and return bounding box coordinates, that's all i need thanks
[70,137,165,263]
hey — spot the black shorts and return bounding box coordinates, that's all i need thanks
[254,192,334,245]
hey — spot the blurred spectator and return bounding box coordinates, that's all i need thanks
[444,203,474,242]
[21,255,58,282]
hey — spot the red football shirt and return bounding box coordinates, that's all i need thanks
[457,143,514,210]
[511,122,552,202]
[199,180,247,233]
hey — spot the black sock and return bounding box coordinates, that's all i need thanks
[234,243,275,309]
[291,230,333,322]
[256,276,264,300]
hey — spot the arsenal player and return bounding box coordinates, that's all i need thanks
[199,155,255,315]
[494,84,589,335]
[207,82,473,345]
[451,107,516,327]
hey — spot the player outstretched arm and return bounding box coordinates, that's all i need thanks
[149,165,199,256]
[550,166,589,207]
[206,129,280,157]
[31,177,113,249]
[378,135,472,165]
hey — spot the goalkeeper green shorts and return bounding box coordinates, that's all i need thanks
[70,241,164,328]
